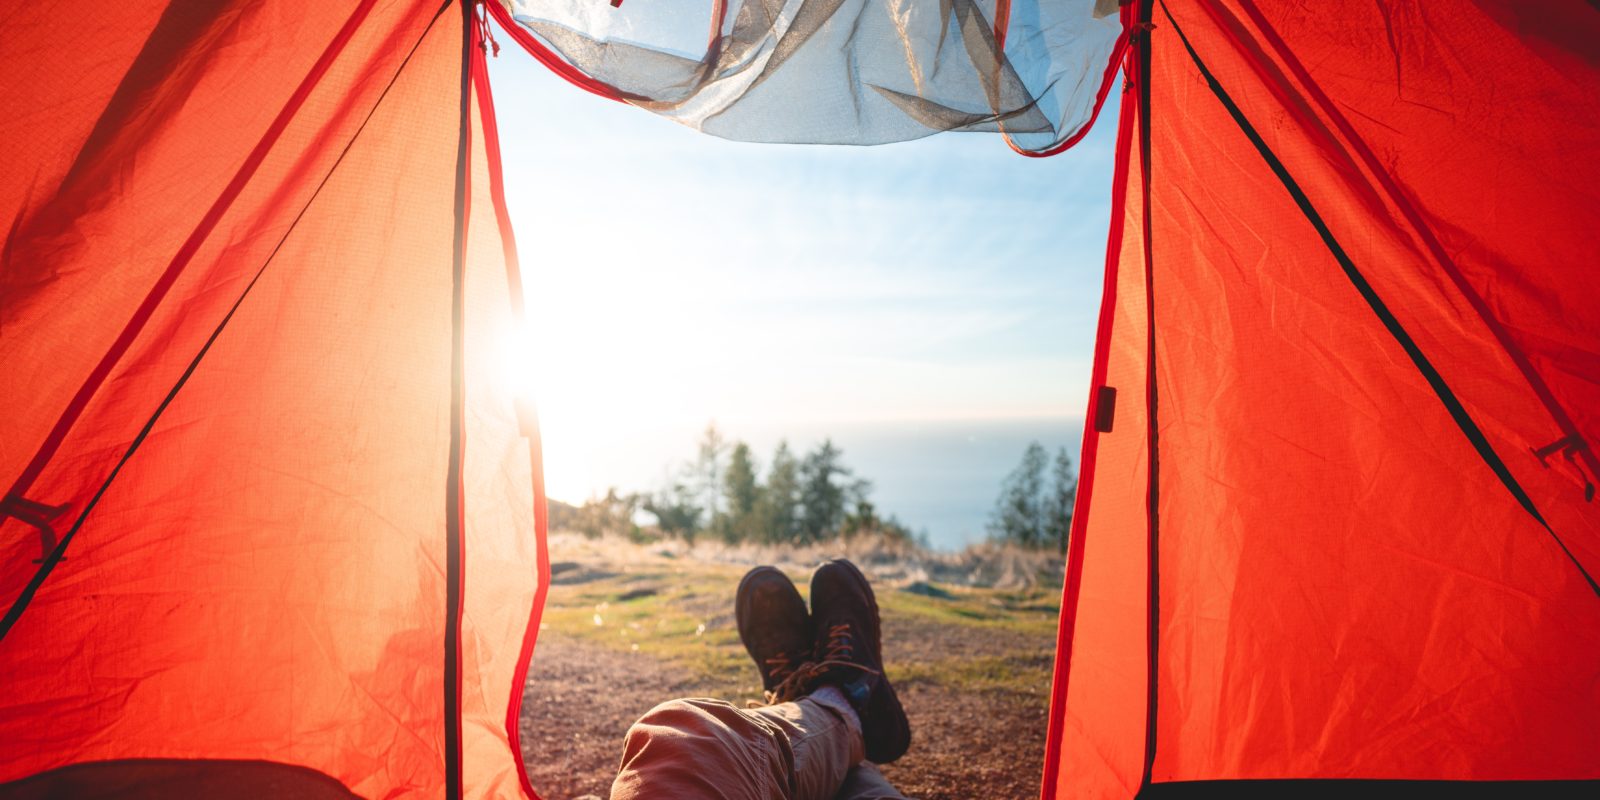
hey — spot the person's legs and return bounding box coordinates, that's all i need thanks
[610,692,863,800]
[835,762,909,800]
[610,561,911,800]
[752,687,865,799]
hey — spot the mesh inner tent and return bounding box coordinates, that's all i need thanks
[492,0,1128,153]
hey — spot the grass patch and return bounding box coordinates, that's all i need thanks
[894,652,1054,699]
[539,564,760,697]
[879,582,1060,637]
[537,557,1061,703]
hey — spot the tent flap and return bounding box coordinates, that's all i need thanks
[1,3,542,797]
[1046,1,1600,795]
[487,0,1130,154]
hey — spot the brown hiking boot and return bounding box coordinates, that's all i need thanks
[735,566,813,704]
[807,558,912,763]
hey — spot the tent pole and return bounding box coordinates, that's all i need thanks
[1154,0,1598,602]
[445,1,475,797]
[1136,0,1161,791]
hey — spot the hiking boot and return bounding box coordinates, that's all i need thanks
[808,558,912,764]
[735,566,813,704]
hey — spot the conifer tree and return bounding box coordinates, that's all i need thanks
[721,441,761,543]
[799,439,851,542]
[988,441,1049,548]
[1043,447,1077,554]
[758,440,802,544]
[694,422,728,531]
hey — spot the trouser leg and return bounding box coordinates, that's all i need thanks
[611,696,863,800]
[834,762,908,800]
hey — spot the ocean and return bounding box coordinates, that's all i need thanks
[783,418,1085,550]
[543,416,1085,552]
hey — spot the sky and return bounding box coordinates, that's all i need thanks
[485,38,1120,509]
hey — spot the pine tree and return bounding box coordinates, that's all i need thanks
[720,441,761,543]
[694,422,728,532]
[799,439,851,542]
[757,440,802,544]
[644,477,703,541]
[988,441,1048,548]
[1043,447,1077,554]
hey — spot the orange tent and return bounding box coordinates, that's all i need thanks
[3,3,542,796]
[2,1,1596,797]
[1047,3,1600,796]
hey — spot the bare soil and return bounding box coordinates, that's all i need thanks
[515,537,1058,800]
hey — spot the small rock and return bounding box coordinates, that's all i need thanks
[901,580,953,599]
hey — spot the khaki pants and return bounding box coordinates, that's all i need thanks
[612,697,908,800]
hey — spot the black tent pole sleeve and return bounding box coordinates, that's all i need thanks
[1154,0,1599,602]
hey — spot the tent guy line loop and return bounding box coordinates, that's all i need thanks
[1532,434,1596,503]
[0,2,454,646]
[474,0,500,57]
[1229,0,1600,496]
[0,495,70,564]
[1156,0,1600,602]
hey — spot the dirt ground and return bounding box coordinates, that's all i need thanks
[516,537,1059,799]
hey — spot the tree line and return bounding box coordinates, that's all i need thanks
[986,441,1076,553]
[565,423,918,546]
[558,427,1078,554]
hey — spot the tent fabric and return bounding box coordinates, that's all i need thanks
[1038,56,1153,799]
[1046,1,1600,796]
[5,0,1600,797]
[1,2,542,797]
[487,0,1130,153]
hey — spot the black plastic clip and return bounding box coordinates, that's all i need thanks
[1,494,72,563]
[1532,434,1595,502]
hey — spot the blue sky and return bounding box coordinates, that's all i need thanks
[485,43,1119,505]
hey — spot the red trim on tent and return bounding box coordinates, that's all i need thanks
[483,0,725,106]
[999,3,1135,158]
[706,0,729,51]
[468,18,553,799]
[1036,46,1141,800]
[1,0,379,519]
[992,0,1012,45]
[483,0,628,103]
[0,0,461,650]
[484,0,1128,158]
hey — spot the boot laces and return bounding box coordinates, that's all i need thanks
[761,623,879,705]
[745,652,798,708]
[765,653,797,684]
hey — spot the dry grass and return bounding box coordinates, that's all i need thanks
[519,532,1064,799]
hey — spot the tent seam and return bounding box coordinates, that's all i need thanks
[1137,0,1162,786]
[1225,0,1600,489]
[1,0,381,517]
[0,3,455,646]
[1155,0,1599,601]
[445,1,476,797]
[469,10,553,797]
[1035,33,1141,800]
